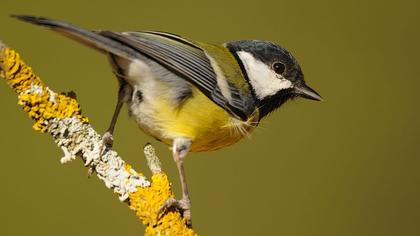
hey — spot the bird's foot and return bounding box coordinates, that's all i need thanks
[101,131,114,148]
[99,131,114,157]
[87,131,114,178]
[158,197,192,226]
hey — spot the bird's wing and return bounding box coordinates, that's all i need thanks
[11,15,257,120]
[99,31,257,121]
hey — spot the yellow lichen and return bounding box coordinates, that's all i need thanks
[129,174,196,236]
[124,163,133,172]
[3,48,43,93]
[1,48,88,132]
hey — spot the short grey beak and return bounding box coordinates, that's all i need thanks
[295,84,323,101]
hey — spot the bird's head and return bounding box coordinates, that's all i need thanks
[226,40,322,118]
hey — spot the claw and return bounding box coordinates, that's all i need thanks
[158,198,192,226]
[102,131,114,147]
[100,131,114,156]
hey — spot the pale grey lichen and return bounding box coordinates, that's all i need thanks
[46,116,150,201]
[144,143,162,174]
[23,83,44,95]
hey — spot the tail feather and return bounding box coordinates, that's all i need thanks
[11,15,139,59]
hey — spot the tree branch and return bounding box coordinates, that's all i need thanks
[0,41,197,236]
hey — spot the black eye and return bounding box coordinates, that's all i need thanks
[272,62,286,74]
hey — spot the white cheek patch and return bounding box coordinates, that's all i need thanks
[237,51,293,99]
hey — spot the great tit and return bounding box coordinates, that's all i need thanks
[13,15,322,225]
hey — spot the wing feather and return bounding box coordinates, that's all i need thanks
[100,31,256,120]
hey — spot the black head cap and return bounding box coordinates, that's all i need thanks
[226,40,322,118]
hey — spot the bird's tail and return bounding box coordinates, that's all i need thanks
[11,15,138,59]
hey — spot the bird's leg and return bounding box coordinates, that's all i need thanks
[159,137,193,226]
[101,82,130,147]
[101,54,131,149]
[88,81,131,177]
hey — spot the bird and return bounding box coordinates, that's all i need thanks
[12,15,322,225]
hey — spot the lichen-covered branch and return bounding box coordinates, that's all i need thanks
[0,41,197,236]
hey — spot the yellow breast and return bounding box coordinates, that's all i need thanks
[137,87,259,152]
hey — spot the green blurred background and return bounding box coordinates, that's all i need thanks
[0,0,419,235]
